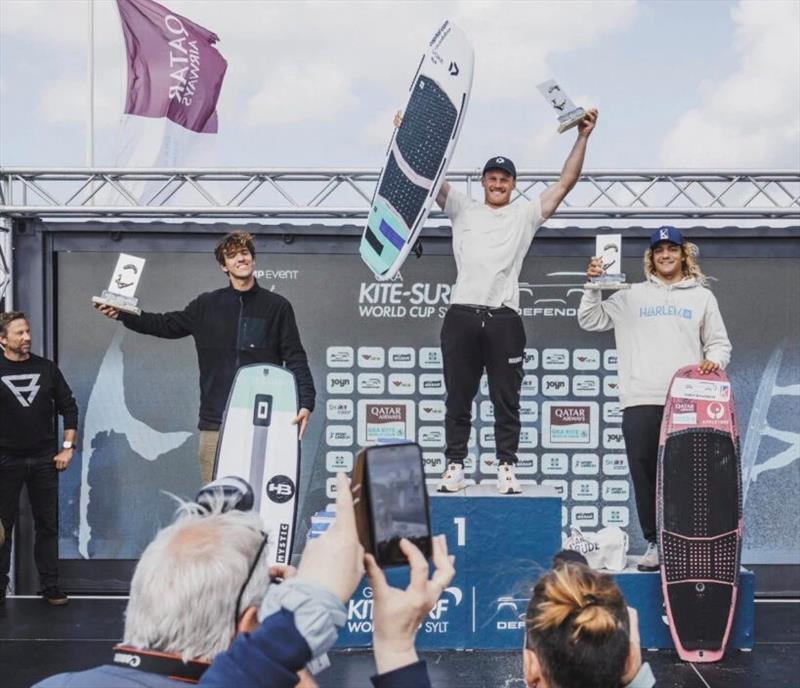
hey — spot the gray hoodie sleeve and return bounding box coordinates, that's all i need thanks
[700,291,732,368]
[577,288,627,332]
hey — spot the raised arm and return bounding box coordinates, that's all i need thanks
[540,108,598,220]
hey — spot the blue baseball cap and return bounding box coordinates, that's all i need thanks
[650,226,684,248]
[482,156,516,179]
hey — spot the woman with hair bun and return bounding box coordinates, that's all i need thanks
[523,561,655,688]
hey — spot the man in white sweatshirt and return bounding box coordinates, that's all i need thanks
[577,226,731,570]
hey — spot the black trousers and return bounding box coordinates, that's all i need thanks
[0,453,60,591]
[441,305,525,465]
[621,405,664,543]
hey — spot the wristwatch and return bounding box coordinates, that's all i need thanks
[62,441,74,450]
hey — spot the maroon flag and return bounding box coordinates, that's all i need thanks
[116,0,227,133]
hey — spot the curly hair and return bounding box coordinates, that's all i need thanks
[214,232,255,267]
[0,311,27,337]
[526,563,631,688]
[643,241,707,285]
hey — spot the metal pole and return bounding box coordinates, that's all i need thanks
[87,0,94,168]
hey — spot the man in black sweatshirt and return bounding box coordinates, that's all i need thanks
[94,232,316,483]
[0,311,78,606]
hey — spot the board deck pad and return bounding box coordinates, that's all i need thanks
[213,364,300,567]
[657,366,742,662]
[360,20,473,280]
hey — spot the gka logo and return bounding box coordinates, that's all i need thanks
[266,475,295,504]
[2,374,41,407]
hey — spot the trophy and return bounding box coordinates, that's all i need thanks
[92,253,146,315]
[584,234,630,291]
[537,79,586,133]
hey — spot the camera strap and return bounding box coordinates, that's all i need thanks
[111,644,210,683]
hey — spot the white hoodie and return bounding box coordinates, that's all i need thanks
[578,275,731,409]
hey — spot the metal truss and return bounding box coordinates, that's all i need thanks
[1,168,798,220]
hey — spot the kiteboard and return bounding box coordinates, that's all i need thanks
[213,364,300,567]
[360,19,473,280]
[657,365,742,662]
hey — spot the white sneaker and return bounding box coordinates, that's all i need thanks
[637,541,659,572]
[437,463,466,493]
[496,463,522,495]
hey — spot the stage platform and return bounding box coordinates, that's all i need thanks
[0,597,796,688]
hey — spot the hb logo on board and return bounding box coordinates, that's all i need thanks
[266,475,296,504]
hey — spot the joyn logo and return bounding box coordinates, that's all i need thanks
[266,475,295,504]
[543,376,569,396]
[327,373,353,394]
[347,585,462,633]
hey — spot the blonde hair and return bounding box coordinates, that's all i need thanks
[644,241,707,285]
[526,563,630,688]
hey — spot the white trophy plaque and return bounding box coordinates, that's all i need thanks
[537,79,586,133]
[585,234,630,291]
[92,253,146,315]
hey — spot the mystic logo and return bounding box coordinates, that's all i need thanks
[266,475,296,504]
[2,374,41,407]
[327,346,354,368]
[275,522,291,563]
[326,373,354,394]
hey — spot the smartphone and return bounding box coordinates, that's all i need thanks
[352,443,432,568]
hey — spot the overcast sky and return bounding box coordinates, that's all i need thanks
[1,0,799,171]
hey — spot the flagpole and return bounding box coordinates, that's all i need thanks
[87,0,94,168]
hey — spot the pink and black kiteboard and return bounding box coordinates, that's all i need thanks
[657,365,742,663]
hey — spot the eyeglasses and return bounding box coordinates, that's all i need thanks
[233,531,270,631]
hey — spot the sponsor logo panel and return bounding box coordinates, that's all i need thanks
[603,375,620,397]
[542,348,569,370]
[519,427,538,449]
[541,453,568,475]
[520,400,538,423]
[602,454,630,476]
[326,346,354,368]
[388,373,415,395]
[542,479,568,499]
[418,426,445,448]
[419,347,443,369]
[542,375,569,397]
[541,402,599,449]
[523,349,539,370]
[326,425,354,447]
[357,373,385,395]
[573,375,600,397]
[326,398,354,421]
[521,375,539,396]
[602,506,630,527]
[670,377,731,402]
[603,402,623,423]
[358,346,385,368]
[479,401,495,422]
[572,453,599,475]
[357,400,415,445]
[571,479,600,501]
[479,427,495,449]
[573,348,600,371]
[326,372,354,394]
[388,347,415,368]
[419,373,445,395]
[571,506,599,528]
[422,452,445,474]
[602,480,630,501]
[603,349,618,371]
[418,399,445,422]
[603,428,626,450]
[326,451,354,472]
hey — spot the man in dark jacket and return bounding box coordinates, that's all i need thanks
[94,232,316,483]
[0,311,78,606]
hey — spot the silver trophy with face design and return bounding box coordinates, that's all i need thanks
[585,234,630,291]
[537,79,586,134]
[92,253,146,315]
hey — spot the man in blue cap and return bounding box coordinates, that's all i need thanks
[432,108,599,495]
[578,227,732,570]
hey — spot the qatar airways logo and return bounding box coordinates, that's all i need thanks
[165,16,203,106]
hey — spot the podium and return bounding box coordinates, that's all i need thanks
[335,485,755,650]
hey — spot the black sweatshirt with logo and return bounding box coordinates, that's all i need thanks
[0,353,79,458]
[118,281,316,430]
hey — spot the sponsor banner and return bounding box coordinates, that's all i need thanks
[479,427,496,449]
[326,451,354,472]
[603,402,623,424]
[387,373,415,395]
[516,453,538,474]
[670,377,731,402]
[602,480,630,501]
[572,479,600,501]
[541,402,599,449]
[571,506,599,528]
[326,477,338,499]
[521,375,539,396]
[519,427,538,449]
[602,505,630,528]
[422,452,445,474]
[388,347,416,368]
[419,425,446,448]
[480,453,498,473]
[357,373,385,395]
[520,400,538,423]
[326,398,354,421]
[542,479,568,499]
[479,375,489,396]
[572,453,600,475]
[541,453,568,475]
[463,454,477,473]
[357,400,415,445]
[603,428,626,450]
[326,372,354,394]
[573,375,600,397]
[602,454,630,476]
[327,346,354,368]
[419,373,445,395]
[542,348,569,370]
[542,375,569,397]
[326,425,354,447]
[603,375,620,397]
[573,348,600,371]
[358,346,385,368]
[479,400,495,422]
[419,347,443,369]
[418,399,446,422]
[523,348,539,370]
[603,349,618,371]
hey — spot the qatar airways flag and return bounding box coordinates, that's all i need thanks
[116,0,227,133]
